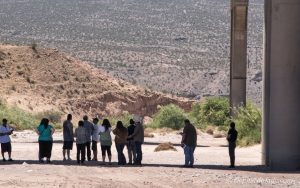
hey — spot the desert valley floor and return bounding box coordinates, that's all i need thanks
[0,130,299,188]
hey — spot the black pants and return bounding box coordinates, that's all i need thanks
[135,141,142,165]
[85,141,91,161]
[229,142,236,166]
[39,141,53,159]
[116,144,126,165]
[77,143,86,163]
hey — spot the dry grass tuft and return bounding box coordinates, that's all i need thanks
[154,142,177,152]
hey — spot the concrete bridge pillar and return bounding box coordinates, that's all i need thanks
[230,0,248,115]
[263,0,300,170]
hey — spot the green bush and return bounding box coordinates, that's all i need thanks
[0,102,39,130]
[106,112,133,128]
[151,104,187,130]
[35,110,63,129]
[233,102,262,146]
[191,97,230,128]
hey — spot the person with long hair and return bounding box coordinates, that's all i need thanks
[36,118,55,163]
[99,119,112,164]
[113,121,128,165]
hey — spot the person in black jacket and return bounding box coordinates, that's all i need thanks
[227,122,238,168]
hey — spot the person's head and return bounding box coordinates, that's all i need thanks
[230,122,235,129]
[184,119,191,126]
[102,119,111,131]
[78,120,84,127]
[83,115,88,121]
[93,118,99,125]
[43,118,49,129]
[2,119,7,126]
[129,119,134,125]
[67,114,72,121]
[116,121,124,130]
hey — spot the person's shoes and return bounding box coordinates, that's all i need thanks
[229,165,235,168]
[63,158,67,162]
[46,159,51,164]
[127,162,133,165]
[67,158,72,161]
[2,158,6,162]
[8,158,13,162]
[39,159,44,163]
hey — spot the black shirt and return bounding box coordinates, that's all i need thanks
[182,124,197,147]
[227,128,238,143]
[127,124,135,141]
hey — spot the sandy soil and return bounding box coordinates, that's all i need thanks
[0,131,299,188]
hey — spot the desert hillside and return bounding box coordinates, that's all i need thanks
[0,44,192,117]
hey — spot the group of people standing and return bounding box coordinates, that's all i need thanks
[60,114,144,165]
[0,115,238,168]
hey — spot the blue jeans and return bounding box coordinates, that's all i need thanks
[115,144,126,165]
[135,141,142,165]
[184,145,195,166]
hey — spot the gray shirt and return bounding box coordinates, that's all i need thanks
[63,120,74,141]
[83,120,94,142]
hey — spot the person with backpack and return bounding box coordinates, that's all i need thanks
[99,119,112,165]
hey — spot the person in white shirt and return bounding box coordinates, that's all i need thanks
[0,119,14,162]
[91,118,100,161]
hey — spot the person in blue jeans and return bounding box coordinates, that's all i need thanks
[113,121,128,165]
[128,116,144,166]
[181,119,197,168]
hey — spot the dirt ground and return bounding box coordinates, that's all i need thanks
[0,130,299,188]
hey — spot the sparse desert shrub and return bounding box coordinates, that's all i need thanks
[31,43,37,52]
[233,102,262,146]
[154,142,177,152]
[0,101,39,130]
[150,104,187,130]
[35,110,63,128]
[106,112,133,128]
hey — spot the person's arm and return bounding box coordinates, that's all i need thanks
[51,126,55,135]
[181,127,187,144]
[128,125,139,139]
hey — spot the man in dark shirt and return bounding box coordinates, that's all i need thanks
[181,119,197,168]
[62,114,74,161]
[227,122,238,168]
[83,115,94,161]
[127,119,136,165]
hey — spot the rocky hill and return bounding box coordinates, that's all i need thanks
[0,45,193,117]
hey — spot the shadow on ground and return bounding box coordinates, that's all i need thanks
[1,160,299,173]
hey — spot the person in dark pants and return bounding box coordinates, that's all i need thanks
[75,121,86,164]
[62,114,74,161]
[181,119,197,168]
[0,119,14,162]
[227,122,238,168]
[113,121,128,165]
[126,119,136,165]
[83,115,94,161]
[36,118,55,163]
[128,116,144,166]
